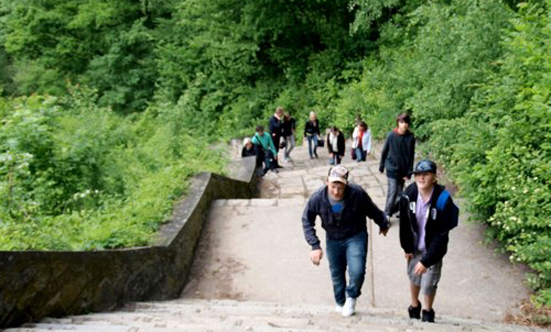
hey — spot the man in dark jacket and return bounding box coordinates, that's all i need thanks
[399,159,459,323]
[379,113,415,218]
[302,165,389,317]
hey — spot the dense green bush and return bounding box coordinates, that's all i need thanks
[0,89,224,250]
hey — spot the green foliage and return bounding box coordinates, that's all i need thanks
[0,89,224,250]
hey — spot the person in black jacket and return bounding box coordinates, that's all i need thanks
[379,113,415,218]
[327,126,345,165]
[399,160,459,323]
[304,111,321,159]
[269,106,285,167]
[281,111,296,162]
[302,165,389,317]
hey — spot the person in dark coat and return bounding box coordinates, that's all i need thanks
[327,126,345,165]
[302,165,389,317]
[399,160,459,323]
[379,113,415,218]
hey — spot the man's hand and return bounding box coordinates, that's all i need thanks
[310,249,323,266]
[414,261,427,275]
[379,227,388,236]
[405,253,414,262]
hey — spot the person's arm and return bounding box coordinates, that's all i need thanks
[399,193,415,255]
[379,132,391,173]
[241,147,247,157]
[315,119,321,135]
[269,117,277,137]
[303,122,308,137]
[361,189,389,233]
[267,135,277,158]
[365,130,372,154]
[407,136,416,179]
[326,133,334,154]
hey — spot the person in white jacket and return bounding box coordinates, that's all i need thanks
[352,121,371,162]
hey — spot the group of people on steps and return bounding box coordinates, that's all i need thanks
[241,107,376,175]
[242,109,459,323]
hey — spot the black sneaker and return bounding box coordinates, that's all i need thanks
[421,309,435,323]
[408,304,421,319]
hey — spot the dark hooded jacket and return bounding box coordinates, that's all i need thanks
[302,183,389,250]
[379,129,415,179]
[399,183,458,268]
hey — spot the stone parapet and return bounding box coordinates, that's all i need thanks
[0,156,257,328]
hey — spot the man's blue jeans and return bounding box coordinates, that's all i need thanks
[326,231,368,305]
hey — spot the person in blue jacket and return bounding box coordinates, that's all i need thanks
[399,159,459,323]
[302,165,389,317]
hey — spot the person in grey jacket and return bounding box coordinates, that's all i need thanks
[379,113,415,218]
[302,165,389,317]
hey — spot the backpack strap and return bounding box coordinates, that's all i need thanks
[436,190,450,211]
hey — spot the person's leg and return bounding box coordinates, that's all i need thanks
[326,239,347,306]
[424,293,436,310]
[356,148,363,162]
[287,135,295,157]
[361,149,367,161]
[344,231,368,299]
[329,155,335,166]
[410,283,421,307]
[390,178,405,215]
[385,177,399,216]
[336,155,342,165]
[313,134,319,158]
[307,136,313,159]
[407,253,423,319]
[420,260,442,322]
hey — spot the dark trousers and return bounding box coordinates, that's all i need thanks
[385,176,405,216]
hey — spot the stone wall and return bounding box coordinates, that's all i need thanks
[0,157,257,328]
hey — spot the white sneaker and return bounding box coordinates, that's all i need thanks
[342,297,356,317]
[335,304,343,313]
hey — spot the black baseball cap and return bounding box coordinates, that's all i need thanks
[411,159,437,175]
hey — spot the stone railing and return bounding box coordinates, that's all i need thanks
[0,156,258,328]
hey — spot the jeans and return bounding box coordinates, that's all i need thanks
[326,231,368,305]
[307,134,318,158]
[385,176,405,216]
[283,135,295,159]
[355,148,366,162]
[329,154,342,165]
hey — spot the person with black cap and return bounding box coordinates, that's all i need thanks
[399,159,459,323]
[301,165,390,317]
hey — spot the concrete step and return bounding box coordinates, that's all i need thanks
[9,299,544,332]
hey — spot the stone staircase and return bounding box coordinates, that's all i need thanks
[5,142,545,332]
[9,299,542,332]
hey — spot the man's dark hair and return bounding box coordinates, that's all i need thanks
[255,125,264,132]
[331,126,339,132]
[396,113,411,125]
[359,121,368,129]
